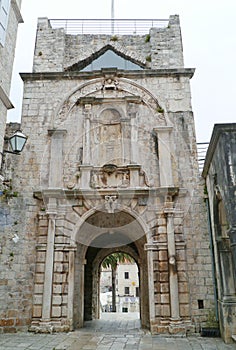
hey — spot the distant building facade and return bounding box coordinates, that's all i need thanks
[0,0,23,170]
[0,15,220,340]
[100,262,139,313]
[203,124,236,343]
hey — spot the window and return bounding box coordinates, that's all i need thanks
[122,307,128,313]
[198,300,204,309]
[136,287,139,297]
[0,0,10,46]
[124,272,129,279]
[124,287,129,295]
[81,49,144,72]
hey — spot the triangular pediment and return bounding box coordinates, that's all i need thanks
[65,45,145,72]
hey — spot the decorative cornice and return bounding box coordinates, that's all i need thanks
[0,85,14,109]
[77,95,142,105]
[11,0,23,23]
[154,126,173,133]
[20,68,195,81]
[33,186,188,201]
[202,123,236,178]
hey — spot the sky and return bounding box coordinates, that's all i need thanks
[7,0,236,142]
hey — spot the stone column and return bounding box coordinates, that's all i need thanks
[92,264,100,320]
[82,111,91,165]
[121,119,130,163]
[41,206,57,323]
[154,127,173,187]
[77,259,86,328]
[67,247,76,329]
[48,129,67,188]
[130,113,138,163]
[165,209,180,321]
[145,243,156,326]
[127,101,138,164]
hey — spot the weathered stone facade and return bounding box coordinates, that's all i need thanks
[203,124,236,343]
[0,15,216,336]
[0,0,23,167]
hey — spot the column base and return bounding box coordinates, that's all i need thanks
[29,319,72,333]
[170,317,182,324]
[150,319,195,336]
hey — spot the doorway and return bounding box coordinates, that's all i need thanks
[100,252,140,318]
[73,210,150,330]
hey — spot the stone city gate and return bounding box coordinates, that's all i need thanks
[31,186,189,333]
[28,71,193,332]
[0,16,215,335]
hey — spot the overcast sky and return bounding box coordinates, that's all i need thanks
[7,0,236,142]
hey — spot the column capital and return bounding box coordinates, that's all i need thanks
[48,129,67,137]
[153,126,173,134]
[144,243,158,251]
[46,212,57,218]
[164,209,174,216]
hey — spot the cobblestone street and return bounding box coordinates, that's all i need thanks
[0,314,235,350]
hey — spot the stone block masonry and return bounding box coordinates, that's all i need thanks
[0,14,216,338]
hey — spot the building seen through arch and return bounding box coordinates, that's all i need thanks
[100,253,140,314]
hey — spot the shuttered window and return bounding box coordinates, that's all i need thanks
[0,0,10,46]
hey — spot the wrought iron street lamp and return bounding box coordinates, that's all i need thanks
[0,130,27,179]
[4,130,27,154]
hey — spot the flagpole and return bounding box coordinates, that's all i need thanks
[111,0,114,34]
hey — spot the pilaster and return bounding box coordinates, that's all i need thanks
[144,243,156,325]
[67,247,77,329]
[154,127,173,187]
[41,209,57,322]
[82,106,91,165]
[48,129,67,188]
[165,209,181,322]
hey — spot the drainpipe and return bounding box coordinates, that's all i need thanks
[205,196,219,322]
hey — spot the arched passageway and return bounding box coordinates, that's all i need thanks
[73,210,150,330]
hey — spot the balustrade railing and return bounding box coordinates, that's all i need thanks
[197,142,209,173]
[49,19,169,35]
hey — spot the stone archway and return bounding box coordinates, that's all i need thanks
[72,209,150,330]
[91,245,140,319]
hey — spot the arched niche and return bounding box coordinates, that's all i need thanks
[91,107,124,166]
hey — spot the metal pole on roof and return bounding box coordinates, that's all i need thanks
[111,0,114,34]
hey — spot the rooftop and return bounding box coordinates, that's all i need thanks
[49,18,169,35]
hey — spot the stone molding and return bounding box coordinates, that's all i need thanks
[20,68,195,81]
[0,85,14,109]
[203,123,236,177]
[11,0,23,23]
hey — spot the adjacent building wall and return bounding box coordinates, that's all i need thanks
[203,124,236,343]
[0,0,23,168]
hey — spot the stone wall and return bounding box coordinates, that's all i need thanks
[33,15,183,73]
[203,124,236,343]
